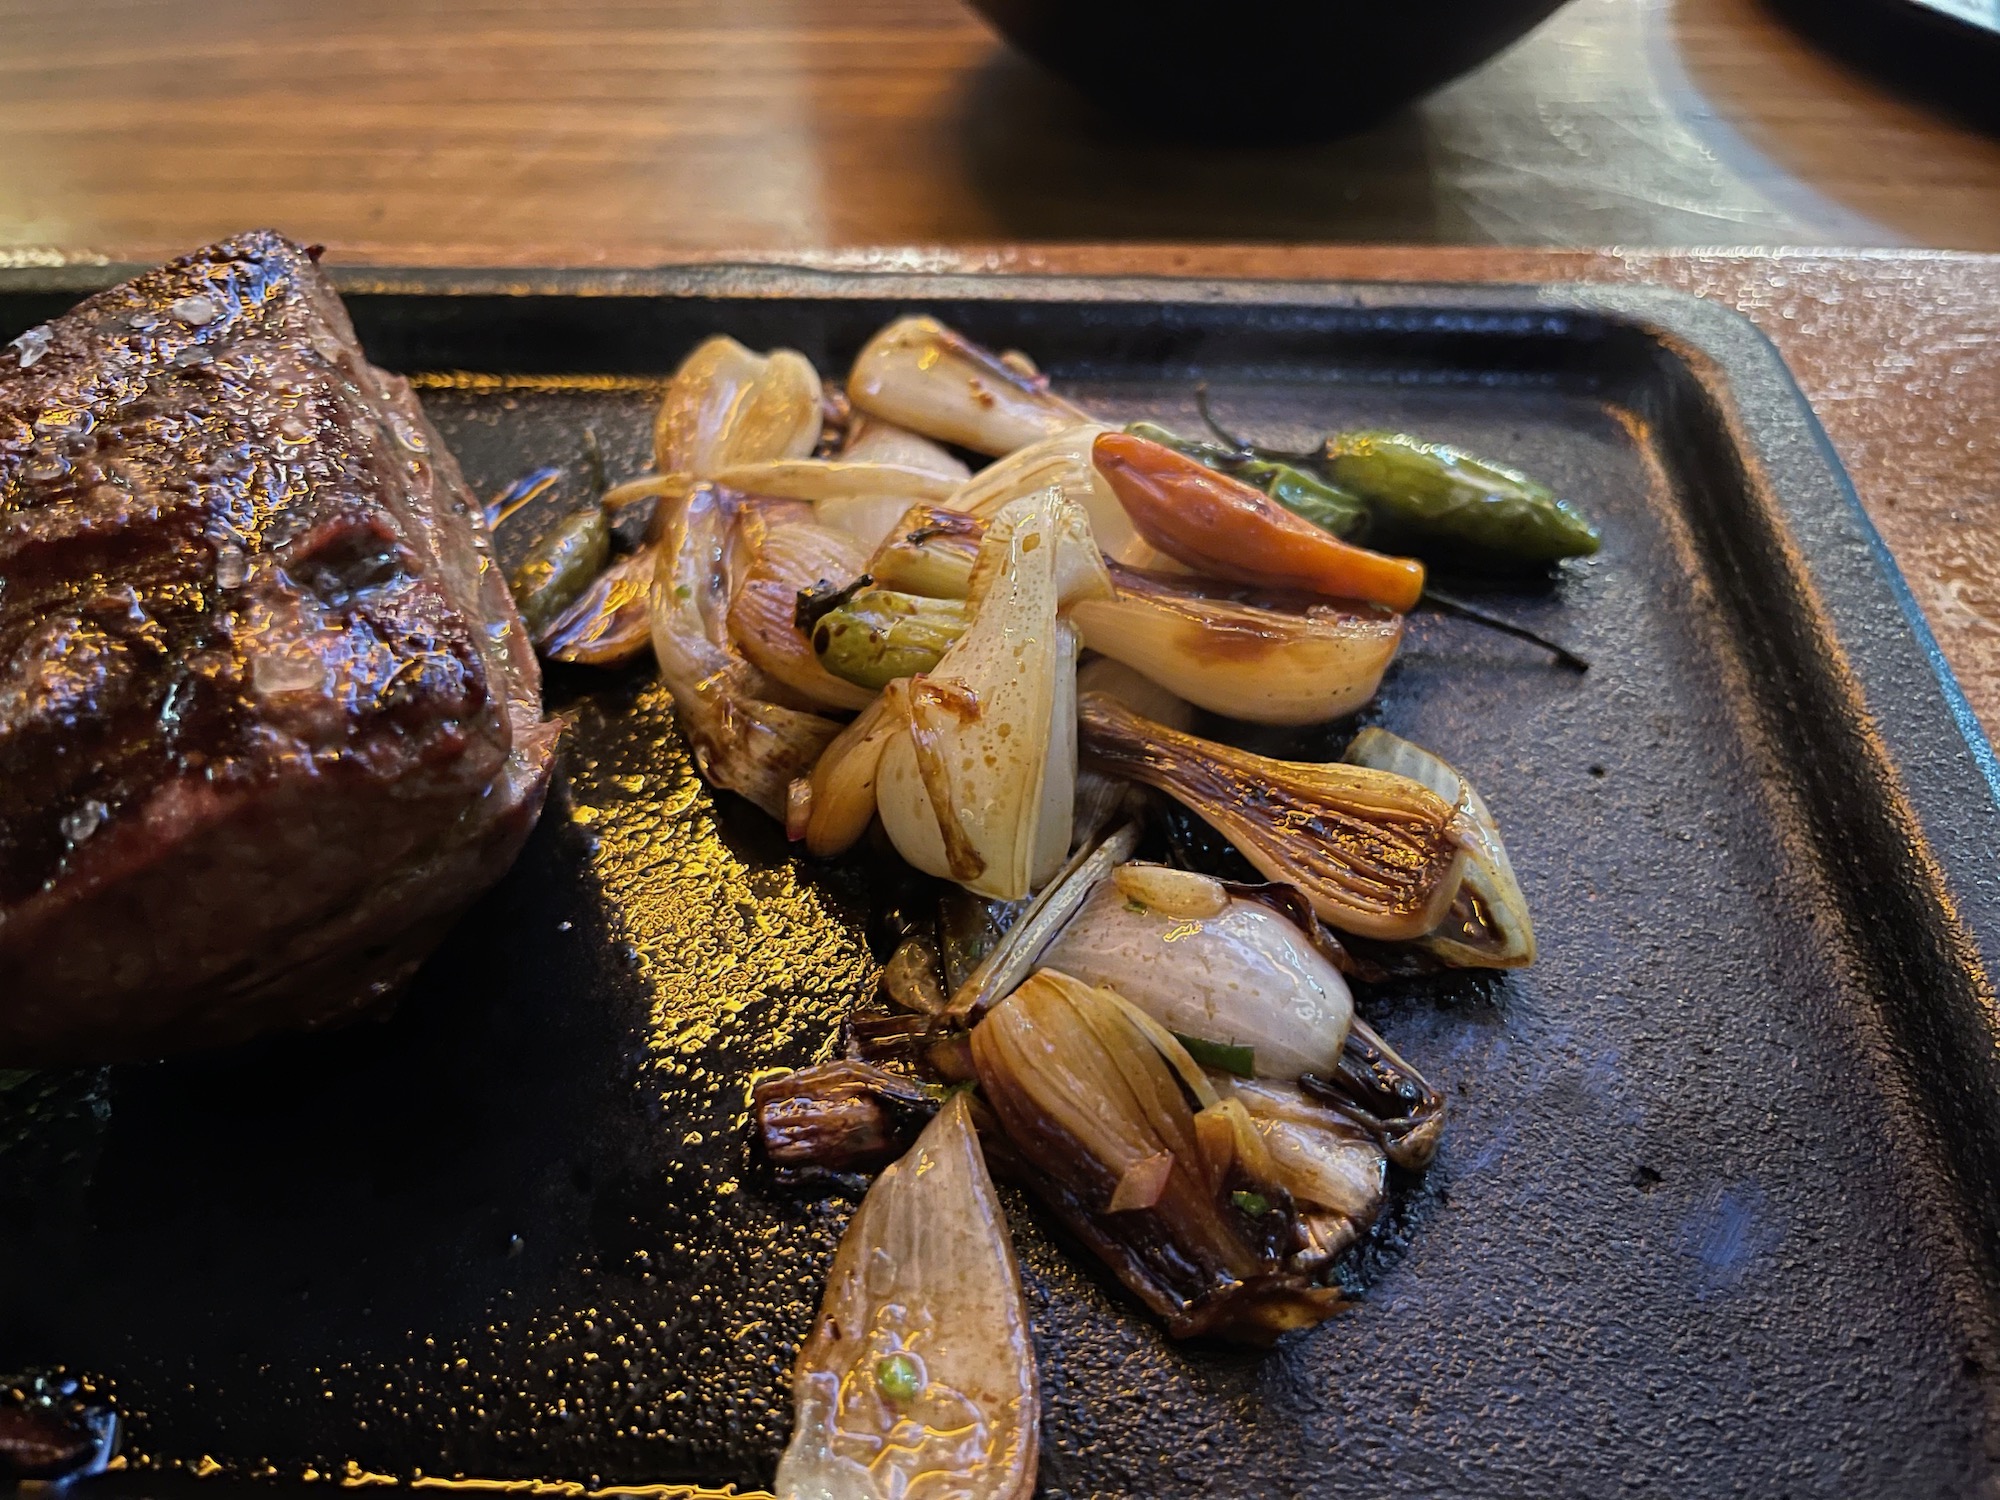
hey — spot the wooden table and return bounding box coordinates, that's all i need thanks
[0,0,1996,732]
[5,0,2000,258]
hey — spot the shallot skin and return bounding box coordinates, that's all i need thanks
[776,1092,1038,1500]
[1041,864,1355,1079]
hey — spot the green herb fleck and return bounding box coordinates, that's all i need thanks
[674,584,693,602]
[1230,1190,1272,1218]
[1171,1032,1255,1078]
[876,1351,923,1404]
[1124,897,1148,915]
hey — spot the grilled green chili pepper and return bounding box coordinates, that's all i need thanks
[1324,431,1600,566]
[1125,422,1370,540]
[1124,421,1243,472]
[510,507,611,638]
[1171,1033,1256,1078]
[1234,459,1370,538]
[812,588,969,690]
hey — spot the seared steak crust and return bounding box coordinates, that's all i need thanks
[0,231,556,1062]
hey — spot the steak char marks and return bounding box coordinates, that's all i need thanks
[0,231,557,1062]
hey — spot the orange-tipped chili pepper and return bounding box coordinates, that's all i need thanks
[1093,431,1426,612]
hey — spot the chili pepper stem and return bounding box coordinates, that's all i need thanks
[1420,588,1590,672]
[582,426,608,500]
[1194,384,1322,464]
[795,573,874,634]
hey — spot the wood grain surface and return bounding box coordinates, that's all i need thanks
[2,0,2000,261]
[0,0,1995,733]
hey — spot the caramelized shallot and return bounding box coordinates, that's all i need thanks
[839,413,974,480]
[726,520,878,711]
[874,489,1111,899]
[648,484,843,818]
[655,337,822,478]
[847,316,1090,457]
[971,969,1342,1343]
[1041,863,1355,1078]
[1343,727,1535,968]
[1077,693,1467,940]
[775,1093,1038,1500]
[1076,567,1403,726]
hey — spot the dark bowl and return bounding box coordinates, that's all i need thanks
[964,0,1575,142]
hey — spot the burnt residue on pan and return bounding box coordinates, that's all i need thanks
[0,277,1997,1499]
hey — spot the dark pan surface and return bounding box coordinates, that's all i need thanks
[3,270,1999,1500]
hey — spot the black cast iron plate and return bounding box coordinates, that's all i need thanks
[4,267,2000,1500]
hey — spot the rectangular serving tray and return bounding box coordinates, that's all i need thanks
[4,266,2000,1500]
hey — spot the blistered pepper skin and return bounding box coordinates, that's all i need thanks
[1326,431,1601,567]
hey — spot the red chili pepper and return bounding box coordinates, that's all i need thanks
[1093,432,1426,612]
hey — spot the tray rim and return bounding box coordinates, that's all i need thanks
[7,263,2000,1488]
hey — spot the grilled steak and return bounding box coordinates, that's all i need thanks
[0,231,557,1063]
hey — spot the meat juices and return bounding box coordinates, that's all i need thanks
[0,231,557,1063]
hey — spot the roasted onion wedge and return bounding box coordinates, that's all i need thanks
[874,489,1111,899]
[654,336,823,478]
[1077,693,1467,940]
[972,968,1342,1344]
[649,483,843,818]
[946,822,1143,1021]
[1302,1015,1446,1171]
[711,458,961,507]
[711,459,964,552]
[839,413,974,480]
[856,509,1400,726]
[726,519,878,711]
[1074,657,1196,733]
[865,506,984,599]
[1076,568,1403,726]
[1343,727,1536,968]
[795,688,902,858]
[1226,1077,1388,1271]
[753,1059,943,1177]
[775,1092,1039,1500]
[655,335,760,474]
[846,316,1090,457]
[1041,863,1354,1079]
[946,424,1173,570]
[813,570,1400,728]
